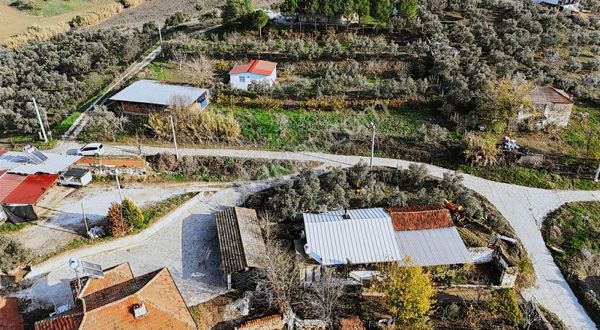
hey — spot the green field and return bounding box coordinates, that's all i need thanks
[20,0,110,17]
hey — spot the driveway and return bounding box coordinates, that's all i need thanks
[40,142,598,328]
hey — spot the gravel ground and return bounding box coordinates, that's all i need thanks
[9,182,228,256]
[19,181,271,310]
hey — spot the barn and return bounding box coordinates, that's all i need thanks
[109,80,210,115]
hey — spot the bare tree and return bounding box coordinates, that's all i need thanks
[306,268,346,326]
[182,55,215,87]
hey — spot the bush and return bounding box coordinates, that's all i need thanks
[463,132,499,167]
[412,124,449,145]
[485,288,523,327]
[0,235,32,273]
[122,198,144,229]
[165,12,188,27]
[120,0,145,8]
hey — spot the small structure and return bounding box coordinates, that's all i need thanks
[35,262,196,330]
[519,86,574,128]
[302,206,471,268]
[229,60,277,90]
[0,297,24,330]
[216,207,267,289]
[532,0,580,11]
[0,171,59,223]
[298,13,359,25]
[58,168,92,187]
[0,147,80,175]
[109,79,210,115]
[236,314,285,330]
[75,156,148,176]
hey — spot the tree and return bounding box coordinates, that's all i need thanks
[165,12,188,27]
[477,77,534,133]
[222,0,254,23]
[182,56,215,87]
[280,0,299,16]
[81,105,127,141]
[307,268,346,326]
[121,198,144,229]
[0,235,32,273]
[374,258,436,328]
[396,0,418,18]
[352,0,370,20]
[248,10,269,37]
[371,0,393,25]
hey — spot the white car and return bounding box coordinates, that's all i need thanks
[77,143,105,157]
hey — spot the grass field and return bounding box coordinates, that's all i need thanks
[20,0,108,17]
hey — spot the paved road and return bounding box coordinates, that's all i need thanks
[44,142,599,328]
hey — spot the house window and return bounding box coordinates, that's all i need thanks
[239,76,246,83]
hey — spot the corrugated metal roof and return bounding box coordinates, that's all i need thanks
[1,152,81,175]
[216,207,266,275]
[394,227,472,267]
[0,173,27,203]
[109,80,209,106]
[303,208,403,266]
[3,174,58,205]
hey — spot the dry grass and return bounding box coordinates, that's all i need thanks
[71,3,124,27]
[3,22,70,48]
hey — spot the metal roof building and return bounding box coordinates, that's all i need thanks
[0,151,80,175]
[303,206,472,267]
[109,80,209,107]
[303,208,403,266]
[215,207,267,276]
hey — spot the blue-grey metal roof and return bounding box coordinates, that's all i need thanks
[0,151,80,175]
[109,80,209,106]
[394,227,472,267]
[303,208,403,266]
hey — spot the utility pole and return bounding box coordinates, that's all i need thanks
[170,114,179,160]
[32,97,48,143]
[115,170,124,204]
[594,163,600,182]
[369,122,376,168]
[81,202,89,237]
[158,23,163,56]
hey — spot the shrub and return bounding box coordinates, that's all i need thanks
[412,124,449,145]
[107,202,130,237]
[485,288,523,327]
[463,132,499,166]
[120,0,145,8]
[165,12,188,27]
[0,235,32,273]
[121,198,144,229]
[404,163,429,188]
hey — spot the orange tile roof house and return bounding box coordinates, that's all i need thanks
[35,263,195,330]
[0,297,24,330]
[229,60,277,91]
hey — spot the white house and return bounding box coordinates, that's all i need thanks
[229,60,277,90]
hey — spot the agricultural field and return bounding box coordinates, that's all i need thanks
[542,201,600,326]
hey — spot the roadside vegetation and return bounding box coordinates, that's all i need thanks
[542,201,600,326]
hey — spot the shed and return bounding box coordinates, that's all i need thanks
[229,60,277,90]
[58,168,92,187]
[109,80,210,115]
[215,207,267,289]
[519,86,574,128]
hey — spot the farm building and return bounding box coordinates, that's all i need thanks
[215,207,267,289]
[302,206,471,268]
[109,79,210,115]
[229,60,277,90]
[35,263,196,330]
[518,86,574,128]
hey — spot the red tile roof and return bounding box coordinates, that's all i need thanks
[0,173,26,203]
[2,174,58,205]
[386,205,454,231]
[229,60,277,76]
[238,314,283,329]
[0,297,24,330]
[0,150,6,156]
[73,263,134,300]
[35,266,196,330]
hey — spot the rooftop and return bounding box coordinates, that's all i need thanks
[0,297,24,330]
[530,86,573,105]
[36,264,195,330]
[386,205,454,231]
[229,59,277,76]
[0,150,80,175]
[216,207,267,275]
[0,173,58,205]
[109,79,209,107]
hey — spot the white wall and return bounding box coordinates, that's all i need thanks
[229,69,277,90]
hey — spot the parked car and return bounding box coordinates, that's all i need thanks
[58,168,93,187]
[77,143,105,157]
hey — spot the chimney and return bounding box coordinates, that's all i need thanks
[342,209,351,220]
[132,303,148,319]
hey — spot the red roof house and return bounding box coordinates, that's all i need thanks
[229,60,278,90]
[2,174,58,205]
[0,297,24,330]
[35,264,196,330]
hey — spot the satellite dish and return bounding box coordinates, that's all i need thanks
[69,258,79,270]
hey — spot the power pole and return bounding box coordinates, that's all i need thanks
[170,114,179,160]
[32,97,48,143]
[115,170,124,204]
[369,122,376,168]
[158,23,163,56]
[81,202,89,238]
